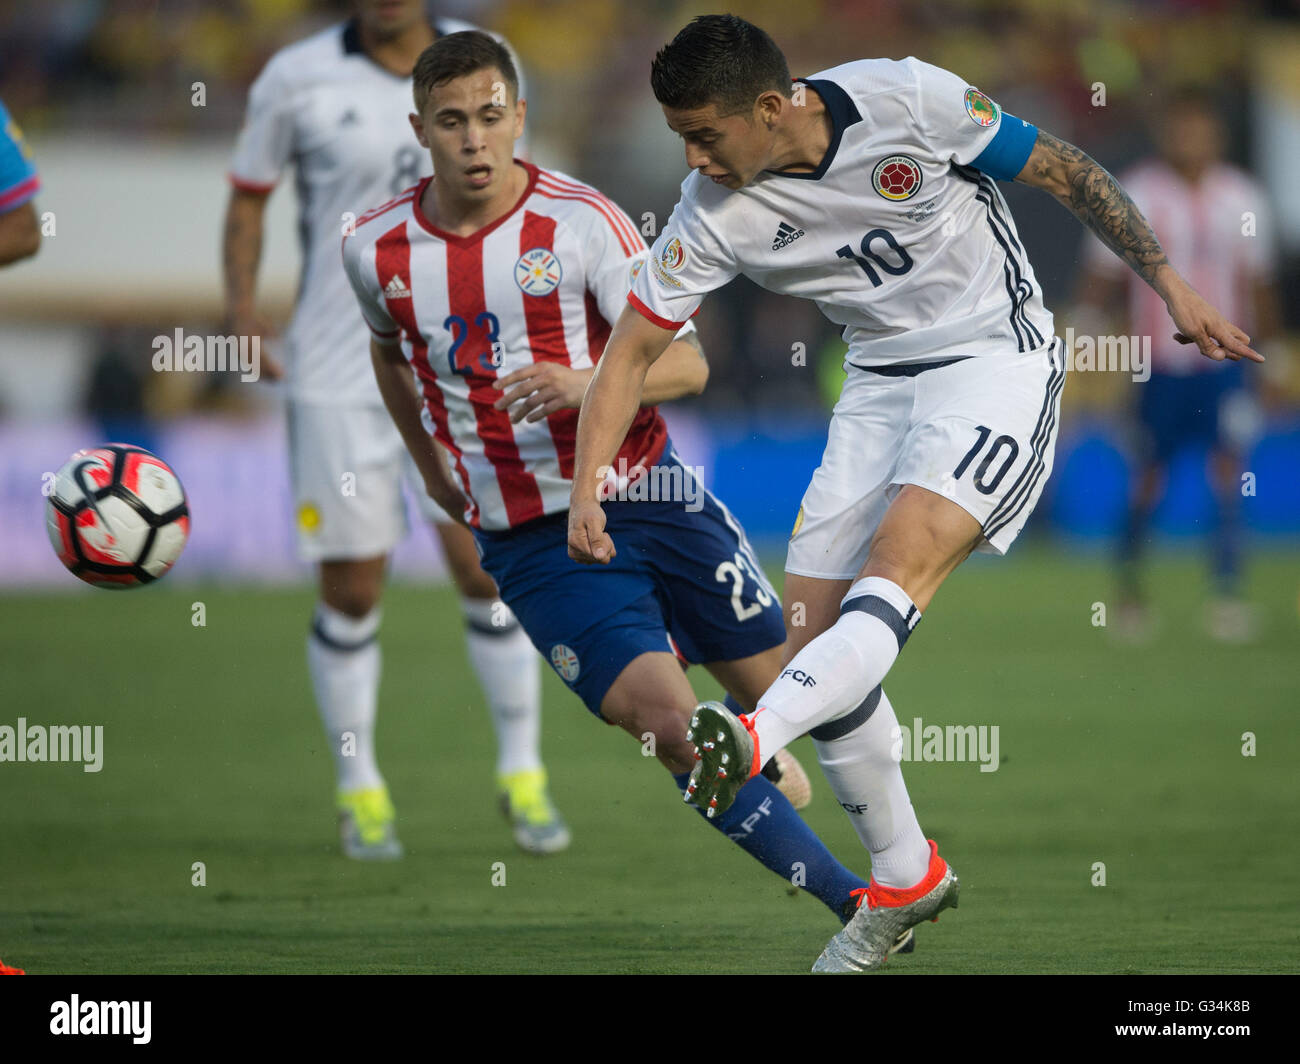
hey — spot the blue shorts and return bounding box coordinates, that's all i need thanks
[473,446,785,719]
[1137,365,1244,463]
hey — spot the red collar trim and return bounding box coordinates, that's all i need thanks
[411,160,538,246]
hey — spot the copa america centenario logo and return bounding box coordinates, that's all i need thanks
[660,236,686,271]
[963,87,1000,127]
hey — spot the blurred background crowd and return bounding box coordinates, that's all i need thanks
[1,0,1297,583]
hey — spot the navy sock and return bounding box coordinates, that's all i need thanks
[673,769,867,923]
[1212,486,1243,596]
[1118,496,1151,601]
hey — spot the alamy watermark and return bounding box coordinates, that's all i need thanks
[50,996,150,1044]
[152,328,261,382]
[890,717,1000,773]
[597,457,705,512]
[0,718,103,772]
[1055,327,1150,382]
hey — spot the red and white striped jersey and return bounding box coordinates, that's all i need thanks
[1084,159,1276,375]
[342,161,682,530]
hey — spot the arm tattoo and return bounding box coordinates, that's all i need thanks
[1031,131,1169,286]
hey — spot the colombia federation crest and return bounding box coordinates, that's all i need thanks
[872,155,923,201]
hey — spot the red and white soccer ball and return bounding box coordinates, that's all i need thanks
[45,444,191,589]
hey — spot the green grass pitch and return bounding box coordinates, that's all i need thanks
[1,549,1297,974]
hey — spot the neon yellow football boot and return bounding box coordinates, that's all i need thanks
[498,767,571,855]
[337,785,404,861]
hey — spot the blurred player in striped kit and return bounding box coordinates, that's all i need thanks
[1080,88,1284,642]
[222,0,569,859]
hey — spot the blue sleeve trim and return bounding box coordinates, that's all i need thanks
[0,100,38,196]
[970,114,1038,181]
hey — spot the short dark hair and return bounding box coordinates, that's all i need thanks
[650,14,790,115]
[1159,84,1222,121]
[412,30,518,116]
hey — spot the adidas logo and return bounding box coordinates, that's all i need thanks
[384,275,411,299]
[771,221,805,250]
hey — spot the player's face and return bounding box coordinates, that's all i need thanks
[356,0,425,38]
[663,102,773,190]
[410,68,525,204]
[1159,108,1223,172]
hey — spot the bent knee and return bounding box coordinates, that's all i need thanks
[607,700,695,774]
[320,582,382,618]
[863,534,933,590]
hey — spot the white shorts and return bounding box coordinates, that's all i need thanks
[786,340,1066,580]
[287,400,454,563]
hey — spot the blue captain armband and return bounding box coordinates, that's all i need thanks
[969,114,1038,181]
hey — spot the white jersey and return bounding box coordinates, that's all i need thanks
[342,163,691,531]
[229,15,521,404]
[631,57,1053,368]
[1083,159,1274,375]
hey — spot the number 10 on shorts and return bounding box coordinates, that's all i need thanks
[952,425,1020,496]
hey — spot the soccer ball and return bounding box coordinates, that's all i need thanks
[45,444,191,589]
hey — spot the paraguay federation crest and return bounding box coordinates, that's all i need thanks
[872,155,923,201]
[550,644,580,683]
[515,247,563,297]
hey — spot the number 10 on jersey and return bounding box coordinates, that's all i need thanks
[836,227,914,287]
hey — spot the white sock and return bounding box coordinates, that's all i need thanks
[752,576,920,760]
[811,686,931,888]
[462,598,542,777]
[307,602,384,794]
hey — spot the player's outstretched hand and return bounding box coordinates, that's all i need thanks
[568,498,615,564]
[1165,278,1264,364]
[493,363,594,424]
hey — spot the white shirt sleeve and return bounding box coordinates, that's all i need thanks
[341,233,401,341]
[229,54,297,191]
[582,194,698,346]
[911,59,1037,180]
[628,183,738,329]
[581,195,651,327]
